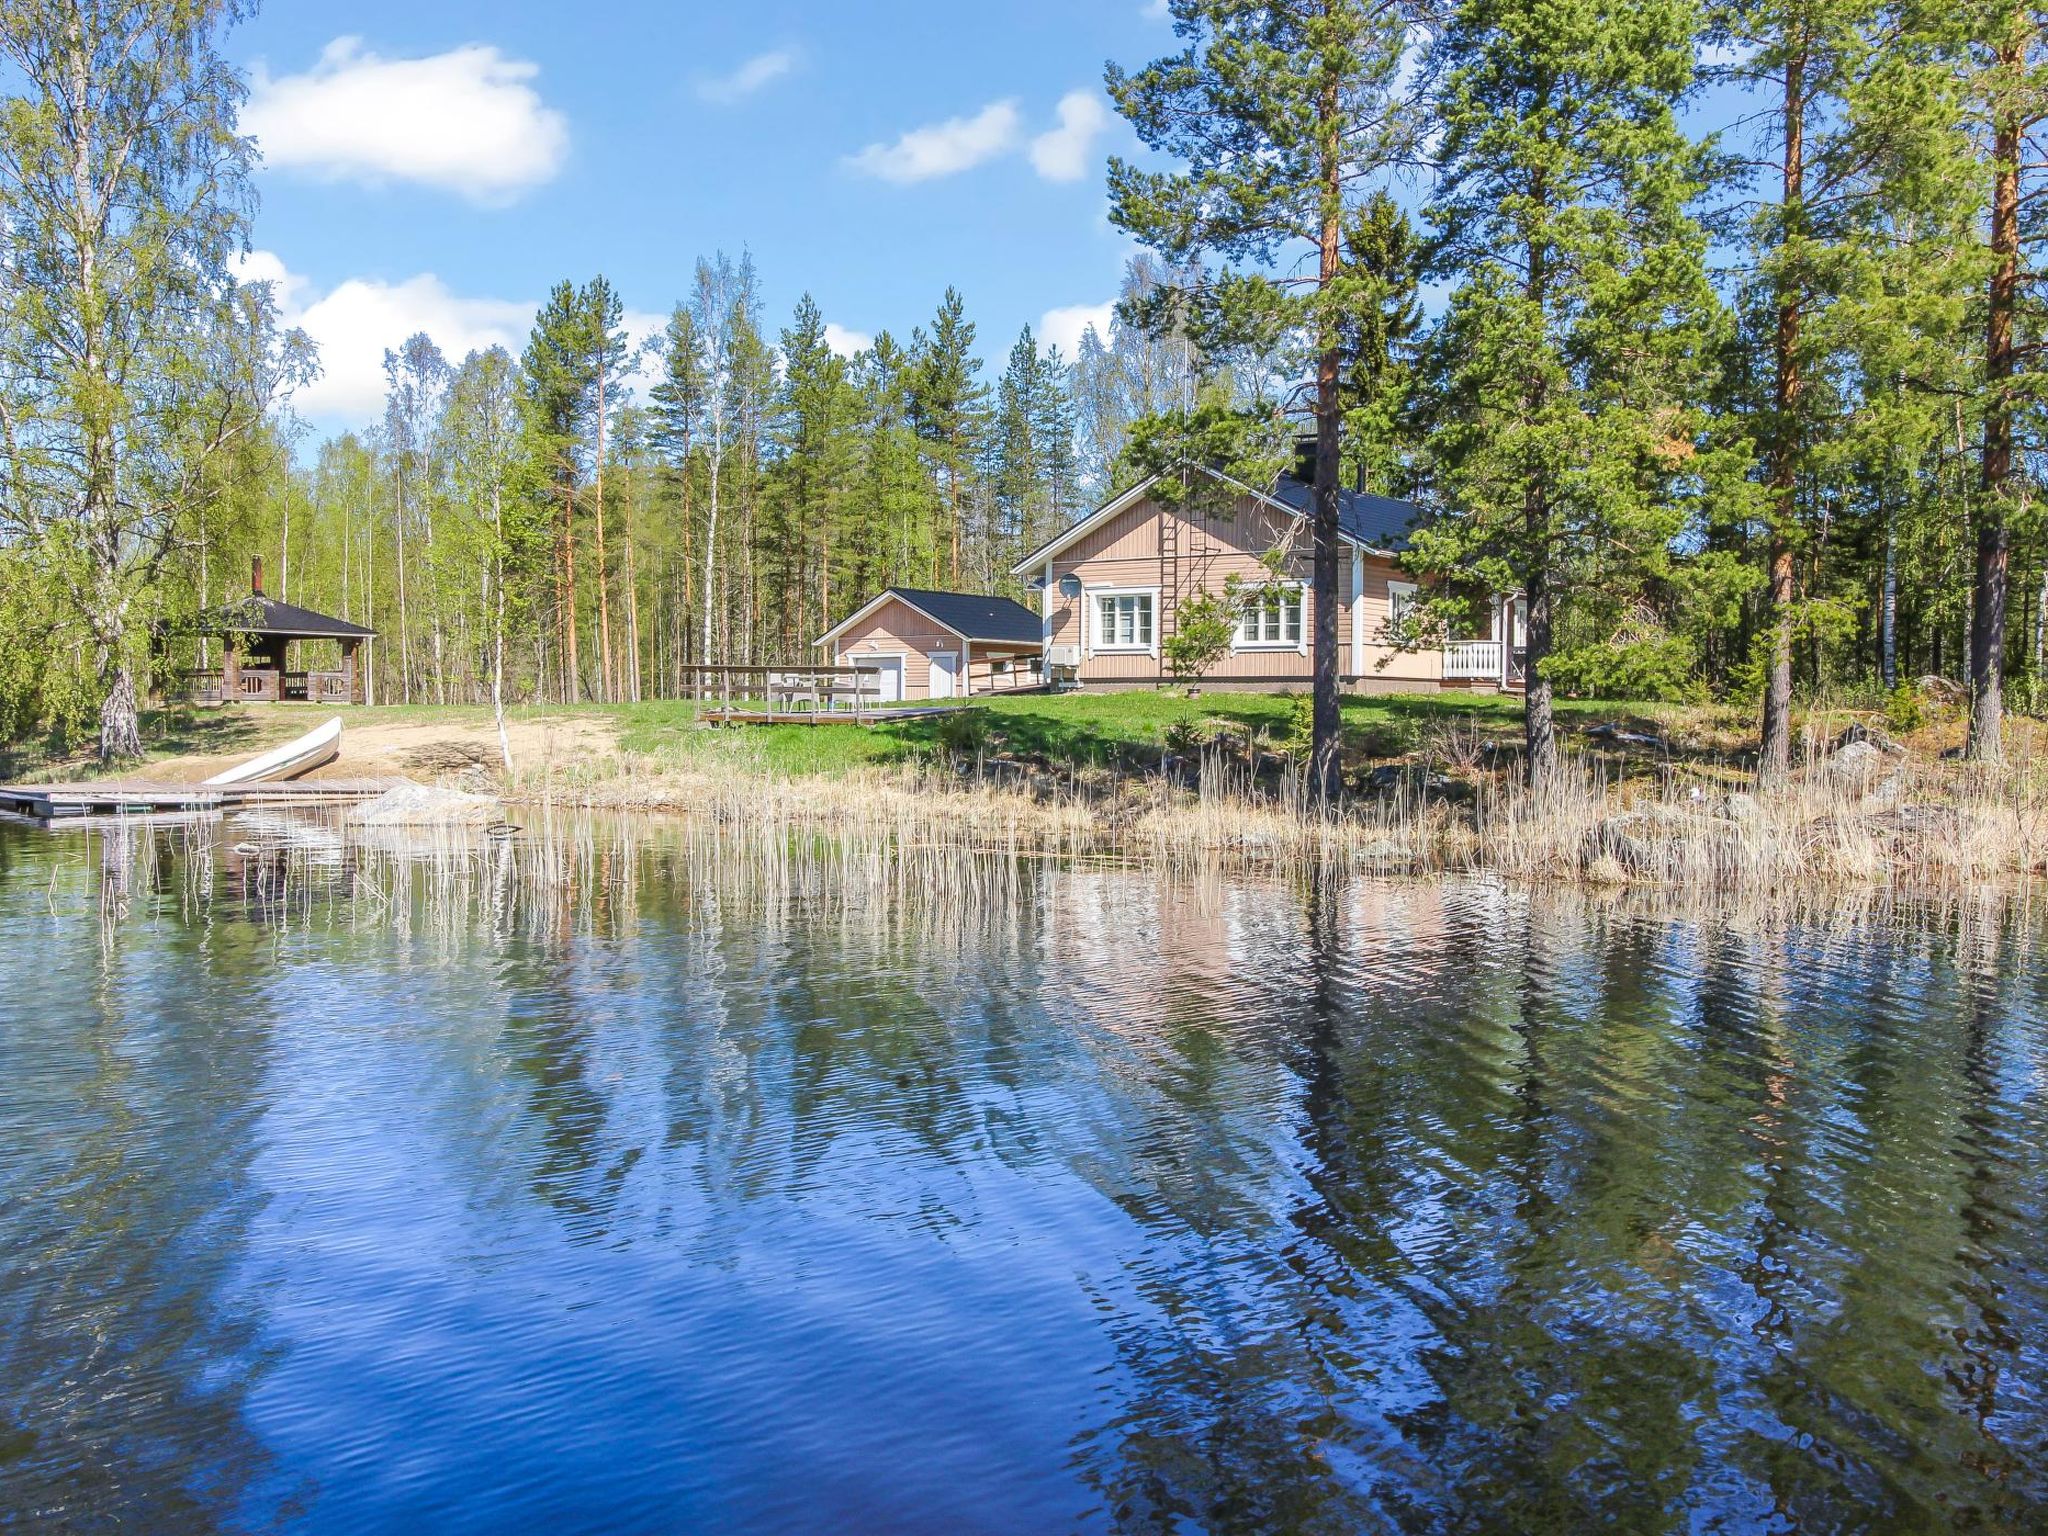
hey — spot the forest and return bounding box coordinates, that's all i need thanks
[0,0,2040,771]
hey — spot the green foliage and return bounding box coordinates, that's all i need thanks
[1162,711,1207,756]
[1546,636,1706,703]
[1161,583,1241,686]
[1282,693,1316,753]
[934,708,992,756]
[1884,683,1928,734]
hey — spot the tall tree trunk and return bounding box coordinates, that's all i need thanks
[1521,198,1559,788]
[1309,64,1344,806]
[395,468,413,702]
[1524,497,1558,789]
[624,456,643,703]
[1759,38,1806,788]
[1967,45,2021,762]
[561,482,580,703]
[1882,495,1898,692]
[702,446,721,664]
[492,481,512,774]
[594,356,614,705]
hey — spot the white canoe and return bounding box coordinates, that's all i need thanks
[202,716,343,787]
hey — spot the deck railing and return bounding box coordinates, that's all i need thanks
[679,664,889,721]
[168,668,352,704]
[1442,641,1504,679]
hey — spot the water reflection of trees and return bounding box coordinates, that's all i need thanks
[25,818,2048,1530]
[1044,878,2048,1532]
[0,841,288,1529]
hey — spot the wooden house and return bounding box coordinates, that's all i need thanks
[1009,463,1525,694]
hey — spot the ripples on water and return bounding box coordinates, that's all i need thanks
[0,814,2043,1533]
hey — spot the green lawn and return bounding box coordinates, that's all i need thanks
[613,688,1634,778]
[5,688,1654,784]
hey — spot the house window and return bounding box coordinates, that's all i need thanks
[1093,590,1154,652]
[1386,581,1419,631]
[1236,586,1304,648]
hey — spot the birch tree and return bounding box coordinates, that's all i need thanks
[0,0,308,758]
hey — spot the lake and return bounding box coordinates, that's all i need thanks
[1,814,2043,1533]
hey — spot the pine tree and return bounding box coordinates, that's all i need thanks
[521,282,594,700]
[773,294,861,652]
[1715,0,1891,782]
[580,277,630,703]
[1953,0,2046,758]
[1338,192,1424,496]
[650,303,707,670]
[1108,0,1425,799]
[1409,0,1723,786]
[907,289,988,588]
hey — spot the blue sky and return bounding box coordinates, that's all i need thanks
[230,0,1175,432]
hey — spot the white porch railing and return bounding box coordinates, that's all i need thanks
[1443,640,1504,679]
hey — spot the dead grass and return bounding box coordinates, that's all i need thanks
[510,713,2048,890]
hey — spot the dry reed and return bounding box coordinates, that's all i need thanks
[503,720,2048,891]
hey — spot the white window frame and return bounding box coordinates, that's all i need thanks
[1233,581,1307,653]
[1088,587,1158,656]
[1386,580,1420,635]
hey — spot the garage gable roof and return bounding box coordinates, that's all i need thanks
[815,587,1044,650]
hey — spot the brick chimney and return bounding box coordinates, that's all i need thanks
[251,555,264,597]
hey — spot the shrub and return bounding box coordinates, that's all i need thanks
[1545,634,1705,702]
[1162,712,1206,756]
[1884,683,1926,735]
[1283,692,1315,753]
[935,708,991,755]
[1162,588,1238,687]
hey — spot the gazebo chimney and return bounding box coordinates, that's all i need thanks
[251,555,264,597]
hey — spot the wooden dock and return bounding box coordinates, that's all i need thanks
[0,777,403,824]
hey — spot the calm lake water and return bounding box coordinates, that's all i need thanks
[1,815,2044,1534]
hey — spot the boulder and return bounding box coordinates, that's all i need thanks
[1832,721,1905,756]
[347,783,505,826]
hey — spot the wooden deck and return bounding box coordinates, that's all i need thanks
[703,702,981,726]
[0,777,404,824]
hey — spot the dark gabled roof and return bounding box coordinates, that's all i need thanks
[884,588,1042,646]
[172,594,376,640]
[1007,463,1425,576]
[1267,473,1421,553]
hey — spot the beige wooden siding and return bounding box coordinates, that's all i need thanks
[830,597,961,700]
[1354,554,1442,682]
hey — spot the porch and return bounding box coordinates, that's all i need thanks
[1440,641,1528,692]
[1439,595,1528,692]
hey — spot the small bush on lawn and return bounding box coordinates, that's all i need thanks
[936,709,992,755]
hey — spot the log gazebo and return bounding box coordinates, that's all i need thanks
[156,558,376,705]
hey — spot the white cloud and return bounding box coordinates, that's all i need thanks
[1142,0,1171,17]
[236,250,528,422]
[847,100,1021,183]
[1029,91,1113,183]
[241,253,677,425]
[230,248,310,312]
[1039,301,1115,359]
[824,322,873,358]
[243,37,569,204]
[695,49,796,104]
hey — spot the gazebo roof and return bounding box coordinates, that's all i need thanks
[219,593,376,640]
[160,592,376,641]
